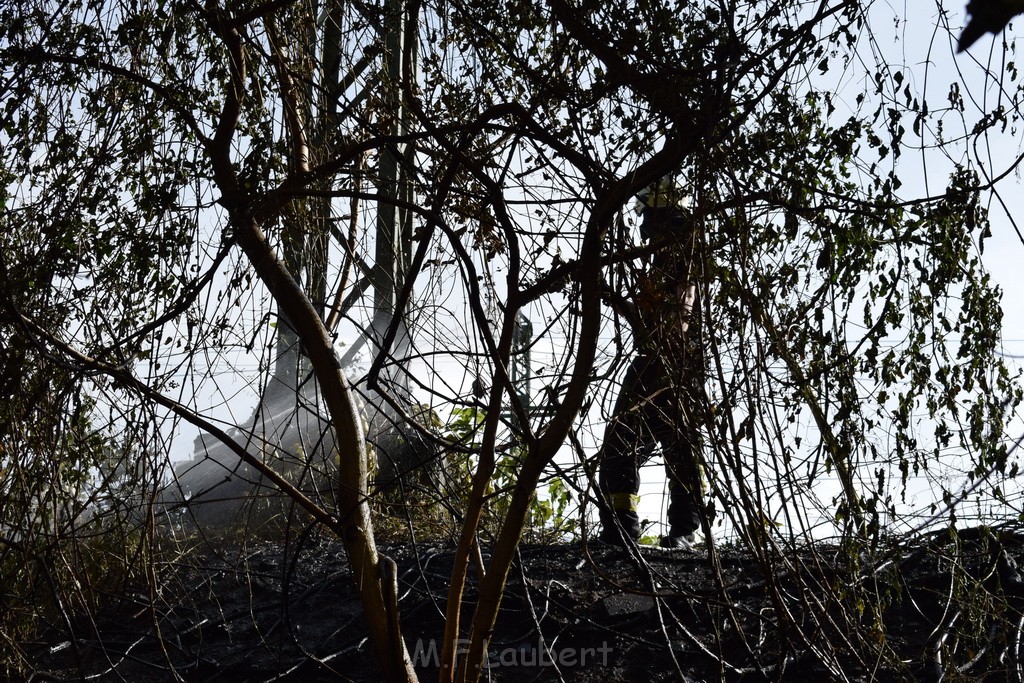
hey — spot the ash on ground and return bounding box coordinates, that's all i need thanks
[26,527,1024,681]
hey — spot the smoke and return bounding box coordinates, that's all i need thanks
[163,372,339,529]
[162,372,440,531]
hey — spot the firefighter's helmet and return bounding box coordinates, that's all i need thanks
[634,174,689,214]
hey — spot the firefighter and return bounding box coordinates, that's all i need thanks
[597,175,705,549]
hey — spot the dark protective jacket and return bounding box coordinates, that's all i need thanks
[632,206,700,356]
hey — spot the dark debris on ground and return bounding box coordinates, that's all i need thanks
[24,527,1024,682]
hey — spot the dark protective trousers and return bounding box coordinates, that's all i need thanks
[598,354,702,539]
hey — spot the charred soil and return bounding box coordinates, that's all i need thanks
[25,528,1024,681]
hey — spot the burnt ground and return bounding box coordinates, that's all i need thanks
[23,528,1024,682]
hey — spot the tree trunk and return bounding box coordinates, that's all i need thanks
[451,154,692,682]
[233,216,418,683]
